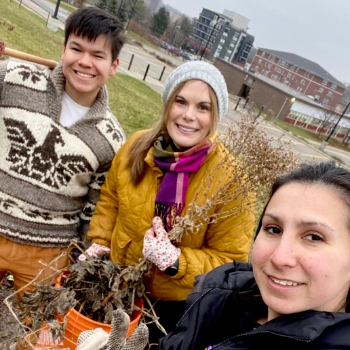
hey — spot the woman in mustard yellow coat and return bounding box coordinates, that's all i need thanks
[84,61,255,345]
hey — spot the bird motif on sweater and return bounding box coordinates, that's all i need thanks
[4,118,93,188]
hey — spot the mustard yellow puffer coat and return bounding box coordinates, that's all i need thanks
[88,130,255,301]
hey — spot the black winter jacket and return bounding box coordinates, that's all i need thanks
[158,261,350,349]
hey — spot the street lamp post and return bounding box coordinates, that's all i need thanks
[172,25,180,47]
[53,0,61,19]
[319,101,350,151]
[276,97,295,119]
[200,16,222,61]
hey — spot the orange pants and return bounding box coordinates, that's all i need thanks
[0,236,68,296]
[0,236,69,349]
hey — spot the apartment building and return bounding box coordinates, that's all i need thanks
[189,8,254,64]
[252,48,345,109]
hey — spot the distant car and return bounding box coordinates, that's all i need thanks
[183,53,195,61]
[168,47,182,57]
[160,42,168,49]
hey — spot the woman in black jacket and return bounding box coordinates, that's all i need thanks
[159,161,350,349]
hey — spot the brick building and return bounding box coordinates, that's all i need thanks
[251,48,345,110]
[214,59,350,143]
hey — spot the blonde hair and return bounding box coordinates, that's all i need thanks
[126,80,219,185]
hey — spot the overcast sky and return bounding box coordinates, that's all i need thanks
[163,0,350,85]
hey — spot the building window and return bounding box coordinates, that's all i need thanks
[258,58,262,64]
[278,59,287,66]
[331,83,337,90]
[314,95,320,101]
[261,51,265,57]
[264,70,269,76]
[327,91,333,97]
[255,66,259,71]
[296,86,303,92]
[267,63,272,68]
[300,79,306,85]
[317,87,324,93]
[271,74,279,81]
[274,67,282,73]
[268,55,275,62]
[323,98,329,105]
[304,72,311,78]
[322,79,328,85]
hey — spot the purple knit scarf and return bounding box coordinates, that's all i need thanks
[153,133,212,232]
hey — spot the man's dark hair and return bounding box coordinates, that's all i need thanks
[64,7,126,62]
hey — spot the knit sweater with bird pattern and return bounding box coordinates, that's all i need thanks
[0,59,125,247]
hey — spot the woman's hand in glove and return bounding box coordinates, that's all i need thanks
[78,243,111,262]
[76,309,148,350]
[142,216,180,271]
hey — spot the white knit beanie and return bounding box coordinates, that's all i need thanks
[162,61,228,120]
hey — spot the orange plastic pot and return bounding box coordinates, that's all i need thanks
[59,297,143,348]
[36,273,143,349]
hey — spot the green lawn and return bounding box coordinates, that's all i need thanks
[0,0,162,137]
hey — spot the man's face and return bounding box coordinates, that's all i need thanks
[61,33,119,107]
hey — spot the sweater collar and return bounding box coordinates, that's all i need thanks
[49,62,109,123]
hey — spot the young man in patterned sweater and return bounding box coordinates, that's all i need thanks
[0,7,126,305]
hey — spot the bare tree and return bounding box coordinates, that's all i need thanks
[315,110,338,135]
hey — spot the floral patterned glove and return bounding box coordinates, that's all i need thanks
[78,243,111,262]
[142,216,181,271]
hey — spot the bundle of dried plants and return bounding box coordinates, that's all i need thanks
[222,113,300,217]
[8,113,300,346]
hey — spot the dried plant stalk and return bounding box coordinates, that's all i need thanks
[221,113,300,218]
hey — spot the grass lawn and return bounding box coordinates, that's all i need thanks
[0,0,162,137]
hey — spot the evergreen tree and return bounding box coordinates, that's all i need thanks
[95,0,109,10]
[107,0,118,16]
[117,1,129,28]
[150,7,169,37]
[132,0,146,23]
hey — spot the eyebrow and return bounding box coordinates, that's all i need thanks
[263,213,336,232]
[176,94,212,105]
[68,41,107,57]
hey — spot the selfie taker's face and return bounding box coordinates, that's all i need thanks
[61,33,119,107]
[252,183,350,320]
[167,80,212,150]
